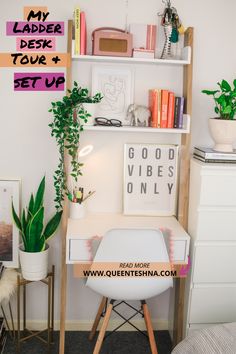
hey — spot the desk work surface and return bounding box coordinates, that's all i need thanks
[66,213,190,264]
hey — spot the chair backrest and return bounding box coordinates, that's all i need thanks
[86,228,173,301]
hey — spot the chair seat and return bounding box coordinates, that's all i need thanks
[86,228,173,300]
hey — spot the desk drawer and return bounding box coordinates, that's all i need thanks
[195,209,236,241]
[193,245,236,283]
[200,174,236,206]
[66,238,101,264]
[189,287,236,324]
[69,239,91,262]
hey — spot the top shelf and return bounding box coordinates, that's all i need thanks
[71,41,191,66]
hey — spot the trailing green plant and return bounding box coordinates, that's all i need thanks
[48,82,102,211]
[202,79,236,119]
[12,176,62,253]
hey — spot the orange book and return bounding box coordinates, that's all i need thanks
[167,92,175,128]
[157,89,161,128]
[149,89,158,127]
[160,90,169,128]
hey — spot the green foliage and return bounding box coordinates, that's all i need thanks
[49,82,103,211]
[202,79,236,119]
[12,177,62,253]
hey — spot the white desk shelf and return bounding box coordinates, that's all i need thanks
[84,114,190,134]
[72,42,191,66]
[66,213,190,265]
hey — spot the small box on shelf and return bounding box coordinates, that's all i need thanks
[133,48,155,59]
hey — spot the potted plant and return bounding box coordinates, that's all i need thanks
[202,79,236,152]
[12,176,62,281]
[49,81,102,211]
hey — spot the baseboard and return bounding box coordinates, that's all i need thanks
[15,319,169,332]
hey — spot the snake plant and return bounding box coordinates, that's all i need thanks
[12,176,62,252]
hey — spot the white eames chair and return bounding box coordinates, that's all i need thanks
[86,228,173,354]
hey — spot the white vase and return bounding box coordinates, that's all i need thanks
[83,103,97,126]
[19,244,49,281]
[69,202,86,219]
[209,118,236,152]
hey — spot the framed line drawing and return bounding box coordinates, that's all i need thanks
[123,144,178,216]
[92,65,134,125]
[0,179,20,267]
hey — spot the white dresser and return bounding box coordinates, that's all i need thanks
[185,158,236,334]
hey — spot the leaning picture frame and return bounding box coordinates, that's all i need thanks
[0,179,20,268]
[123,144,179,216]
[92,65,134,125]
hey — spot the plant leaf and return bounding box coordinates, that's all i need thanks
[233,79,236,90]
[202,90,219,95]
[20,209,28,250]
[34,176,45,214]
[26,207,44,252]
[222,106,232,114]
[43,211,63,241]
[21,209,27,233]
[35,235,46,252]
[27,193,34,221]
[12,202,22,232]
[221,79,231,92]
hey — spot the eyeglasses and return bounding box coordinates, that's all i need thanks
[94,117,122,127]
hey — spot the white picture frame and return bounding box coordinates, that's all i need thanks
[123,144,178,216]
[92,65,134,125]
[0,179,20,268]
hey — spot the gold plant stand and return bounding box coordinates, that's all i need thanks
[16,265,55,353]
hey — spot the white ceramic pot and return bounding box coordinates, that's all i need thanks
[209,118,236,152]
[83,103,97,126]
[69,202,86,219]
[19,244,49,281]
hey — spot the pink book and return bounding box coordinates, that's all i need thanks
[146,25,157,51]
[80,11,87,55]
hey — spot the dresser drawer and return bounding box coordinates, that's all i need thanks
[189,287,236,323]
[193,245,236,283]
[195,209,236,241]
[199,173,236,206]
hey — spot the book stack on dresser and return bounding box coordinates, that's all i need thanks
[193,146,236,163]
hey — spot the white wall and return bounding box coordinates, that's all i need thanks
[1,0,236,329]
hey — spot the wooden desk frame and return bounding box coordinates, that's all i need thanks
[59,20,194,354]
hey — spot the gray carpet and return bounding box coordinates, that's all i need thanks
[4,331,172,353]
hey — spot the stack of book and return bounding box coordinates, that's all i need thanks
[73,7,87,55]
[193,147,236,163]
[0,318,6,354]
[149,89,184,129]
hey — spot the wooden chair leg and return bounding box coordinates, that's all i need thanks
[89,296,107,341]
[93,300,114,354]
[142,301,158,354]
